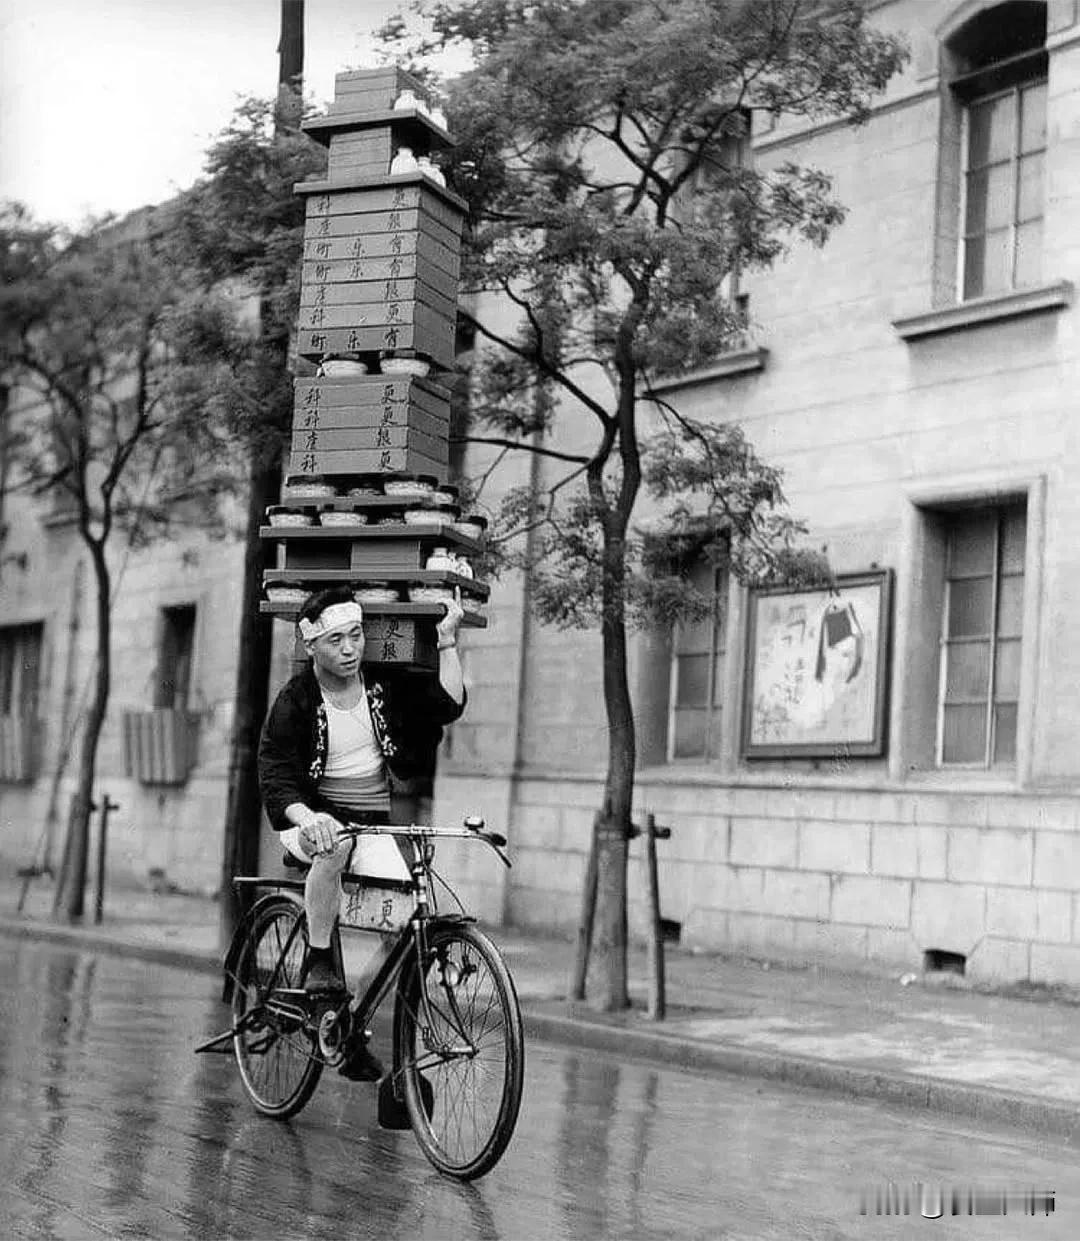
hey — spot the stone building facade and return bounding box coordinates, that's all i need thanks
[5,0,1080,985]
[0,492,250,893]
[437,0,1080,986]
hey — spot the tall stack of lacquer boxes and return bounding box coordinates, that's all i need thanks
[260,67,487,669]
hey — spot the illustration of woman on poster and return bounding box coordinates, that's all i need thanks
[793,598,866,734]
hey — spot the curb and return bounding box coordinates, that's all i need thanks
[4,918,1079,1139]
[0,918,221,978]
[523,1009,1080,1141]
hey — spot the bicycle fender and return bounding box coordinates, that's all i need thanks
[424,913,477,930]
[221,891,304,1004]
[392,913,477,994]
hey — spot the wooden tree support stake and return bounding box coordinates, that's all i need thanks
[644,812,671,1021]
[569,818,600,1001]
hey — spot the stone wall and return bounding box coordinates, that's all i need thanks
[495,774,1080,984]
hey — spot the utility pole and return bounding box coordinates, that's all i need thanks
[219,0,305,949]
[277,0,305,125]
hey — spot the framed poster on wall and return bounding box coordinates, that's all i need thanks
[741,569,893,759]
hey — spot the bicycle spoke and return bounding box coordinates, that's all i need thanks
[423,948,500,1048]
[429,974,503,1055]
[394,924,523,1178]
[232,902,323,1118]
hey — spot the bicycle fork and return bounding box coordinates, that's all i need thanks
[407,924,478,1059]
[406,849,477,1056]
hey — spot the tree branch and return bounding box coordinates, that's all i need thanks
[463,306,614,429]
[645,387,789,563]
[454,434,589,465]
[469,443,511,502]
[101,325,158,503]
[493,460,591,546]
[15,351,89,426]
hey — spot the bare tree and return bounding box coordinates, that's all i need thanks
[0,205,229,919]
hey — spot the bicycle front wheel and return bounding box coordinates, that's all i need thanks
[393,922,525,1180]
[232,896,323,1118]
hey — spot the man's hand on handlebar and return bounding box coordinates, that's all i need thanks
[299,812,345,858]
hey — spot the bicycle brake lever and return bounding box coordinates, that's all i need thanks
[480,833,511,868]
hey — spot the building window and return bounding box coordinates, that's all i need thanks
[123,604,200,785]
[0,622,43,781]
[0,623,43,717]
[669,557,728,761]
[938,502,1025,767]
[961,79,1046,298]
[685,110,752,346]
[948,2,1048,301]
[155,604,196,709]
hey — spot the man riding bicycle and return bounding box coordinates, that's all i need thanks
[257,585,466,1077]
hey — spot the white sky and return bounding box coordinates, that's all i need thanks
[0,0,426,227]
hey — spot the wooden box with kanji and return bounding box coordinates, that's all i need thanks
[261,65,486,670]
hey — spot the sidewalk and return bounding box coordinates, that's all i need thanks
[5,870,1080,1138]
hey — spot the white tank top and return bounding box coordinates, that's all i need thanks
[318,688,391,816]
[321,690,384,779]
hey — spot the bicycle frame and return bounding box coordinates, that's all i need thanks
[220,821,509,1043]
[335,821,509,1036]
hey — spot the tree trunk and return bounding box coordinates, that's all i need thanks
[218,0,303,951]
[219,456,280,949]
[586,532,636,1012]
[56,542,111,922]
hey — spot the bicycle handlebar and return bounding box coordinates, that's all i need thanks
[339,819,512,867]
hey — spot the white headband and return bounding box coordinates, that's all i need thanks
[298,601,364,642]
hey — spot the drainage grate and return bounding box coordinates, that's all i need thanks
[923,948,966,976]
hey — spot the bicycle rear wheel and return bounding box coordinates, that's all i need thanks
[393,922,524,1180]
[232,896,323,1118]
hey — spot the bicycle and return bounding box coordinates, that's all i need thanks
[196,816,524,1181]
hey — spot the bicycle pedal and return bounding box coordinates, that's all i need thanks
[193,1028,237,1056]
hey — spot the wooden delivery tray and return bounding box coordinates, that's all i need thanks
[293,374,452,410]
[295,172,468,220]
[261,524,483,576]
[260,522,481,551]
[264,568,489,601]
[299,253,459,305]
[288,445,448,480]
[271,495,466,511]
[303,107,454,149]
[260,600,487,628]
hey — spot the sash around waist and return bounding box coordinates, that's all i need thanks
[318,772,391,816]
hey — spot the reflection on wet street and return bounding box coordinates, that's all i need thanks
[1,938,1079,1239]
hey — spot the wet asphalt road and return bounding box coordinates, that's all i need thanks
[0,939,1078,1240]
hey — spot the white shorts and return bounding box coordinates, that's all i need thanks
[278,824,408,880]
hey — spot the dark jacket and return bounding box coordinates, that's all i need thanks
[257,664,466,832]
